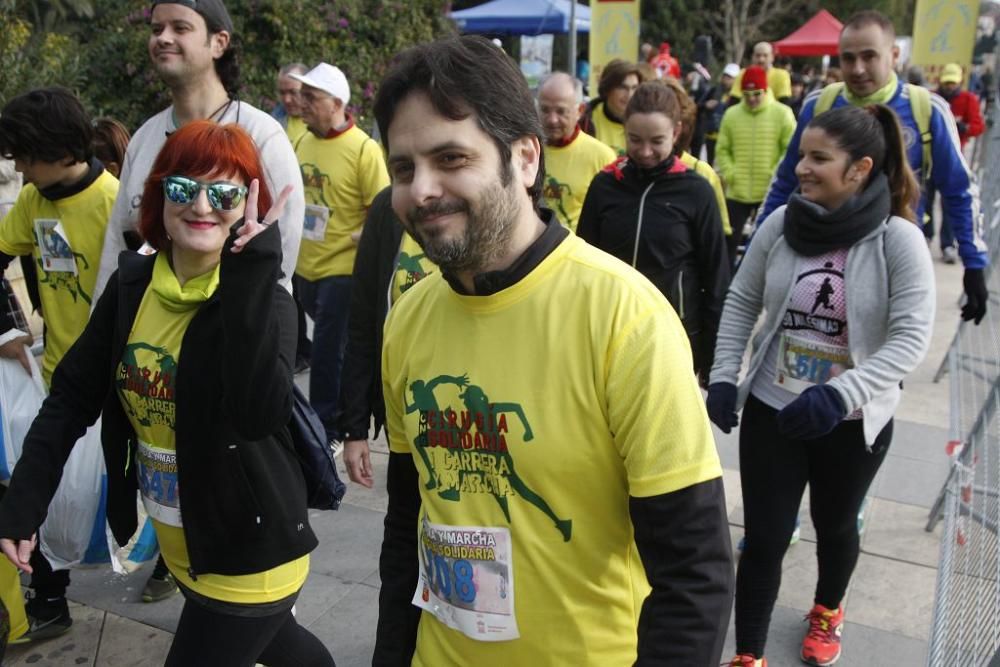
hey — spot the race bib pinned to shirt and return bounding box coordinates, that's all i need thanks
[302,204,330,242]
[774,332,852,395]
[136,439,182,527]
[34,219,77,274]
[412,515,519,642]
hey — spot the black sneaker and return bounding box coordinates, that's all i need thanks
[12,593,72,643]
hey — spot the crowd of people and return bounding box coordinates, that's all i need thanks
[0,1,988,666]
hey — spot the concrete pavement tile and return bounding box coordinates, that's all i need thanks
[305,580,380,667]
[873,455,950,509]
[713,426,739,470]
[860,498,942,568]
[336,451,389,513]
[65,563,185,634]
[307,503,384,584]
[92,613,172,666]
[6,601,104,667]
[721,468,742,517]
[722,603,928,665]
[291,570,358,629]
[847,553,936,640]
[888,420,952,464]
[775,537,820,613]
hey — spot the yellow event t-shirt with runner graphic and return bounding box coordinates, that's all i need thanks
[285,115,308,145]
[391,231,437,304]
[116,254,308,604]
[543,130,616,233]
[590,102,627,155]
[294,123,390,281]
[0,171,118,385]
[382,233,722,665]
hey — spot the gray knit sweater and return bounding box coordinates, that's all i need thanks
[710,206,935,444]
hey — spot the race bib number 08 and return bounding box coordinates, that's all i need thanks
[412,516,519,641]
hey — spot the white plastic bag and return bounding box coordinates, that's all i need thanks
[0,350,45,482]
[39,419,109,569]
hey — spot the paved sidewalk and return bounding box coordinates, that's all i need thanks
[6,255,964,666]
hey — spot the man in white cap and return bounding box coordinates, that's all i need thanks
[703,63,740,165]
[93,0,304,298]
[291,62,389,451]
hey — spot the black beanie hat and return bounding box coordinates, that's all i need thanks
[150,0,234,34]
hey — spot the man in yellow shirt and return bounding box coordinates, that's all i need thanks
[0,86,118,643]
[291,62,390,448]
[730,42,793,104]
[537,72,616,232]
[372,35,733,666]
[273,62,308,143]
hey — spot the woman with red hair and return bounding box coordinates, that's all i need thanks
[0,121,335,665]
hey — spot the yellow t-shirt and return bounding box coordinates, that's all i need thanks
[1,557,27,642]
[680,151,733,236]
[294,124,390,281]
[392,231,436,305]
[731,67,793,101]
[590,103,627,156]
[0,171,118,384]
[285,115,308,145]
[116,254,309,604]
[382,234,722,665]
[543,130,617,233]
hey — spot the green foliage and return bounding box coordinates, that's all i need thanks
[2,0,456,132]
[0,5,86,105]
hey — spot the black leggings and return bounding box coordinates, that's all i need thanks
[734,395,892,657]
[165,595,335,667]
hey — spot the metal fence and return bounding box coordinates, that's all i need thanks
[927,104,1000,666]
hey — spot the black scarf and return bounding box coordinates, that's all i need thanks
[783,173,891,256]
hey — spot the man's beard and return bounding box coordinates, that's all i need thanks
[405,170,521,275]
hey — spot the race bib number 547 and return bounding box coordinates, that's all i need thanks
[412,516,519,641]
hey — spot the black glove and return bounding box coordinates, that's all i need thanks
[776,384,847,440]
[962,268,988,325]
[956,121,969,135]
[706,382,739,434]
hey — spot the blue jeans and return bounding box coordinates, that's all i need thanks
[294,274,352,442]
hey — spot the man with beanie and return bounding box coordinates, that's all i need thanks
[291,62,389,452]
[93,0,304,300]
[760,10,990,324]
[716,65,795,266]
[730,42,793,104]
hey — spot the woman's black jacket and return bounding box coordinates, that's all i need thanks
[577,156,730,377]
[337,187,403,442]
[0,223,318,577]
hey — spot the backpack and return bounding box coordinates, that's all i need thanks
[814,82,933,178]
[289,384,346,510]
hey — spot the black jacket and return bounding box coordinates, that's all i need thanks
[0,223,318,577]
[337,187,403,442]
[577,155,730,377]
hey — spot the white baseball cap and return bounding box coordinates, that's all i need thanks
[291,63,350,105]
[722,63,740,78]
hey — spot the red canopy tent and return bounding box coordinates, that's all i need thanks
[773,10,843,56]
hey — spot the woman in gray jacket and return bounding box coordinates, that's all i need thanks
[708,105,934,667]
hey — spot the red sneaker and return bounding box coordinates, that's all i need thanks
[801,603,844,665]
[727,655,767,667]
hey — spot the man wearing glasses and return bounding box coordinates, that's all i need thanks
[715,65,796,266]
[290,62,390,454]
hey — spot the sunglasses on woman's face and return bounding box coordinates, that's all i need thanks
[163,175,248,211]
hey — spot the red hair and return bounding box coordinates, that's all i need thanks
[139,121,271,250]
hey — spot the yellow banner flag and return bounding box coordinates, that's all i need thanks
[588,0,641,94]
[911,0,979,85]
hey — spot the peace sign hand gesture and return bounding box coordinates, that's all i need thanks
[231,179,294,253]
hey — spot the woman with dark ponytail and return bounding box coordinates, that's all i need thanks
[707,104,934,667]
